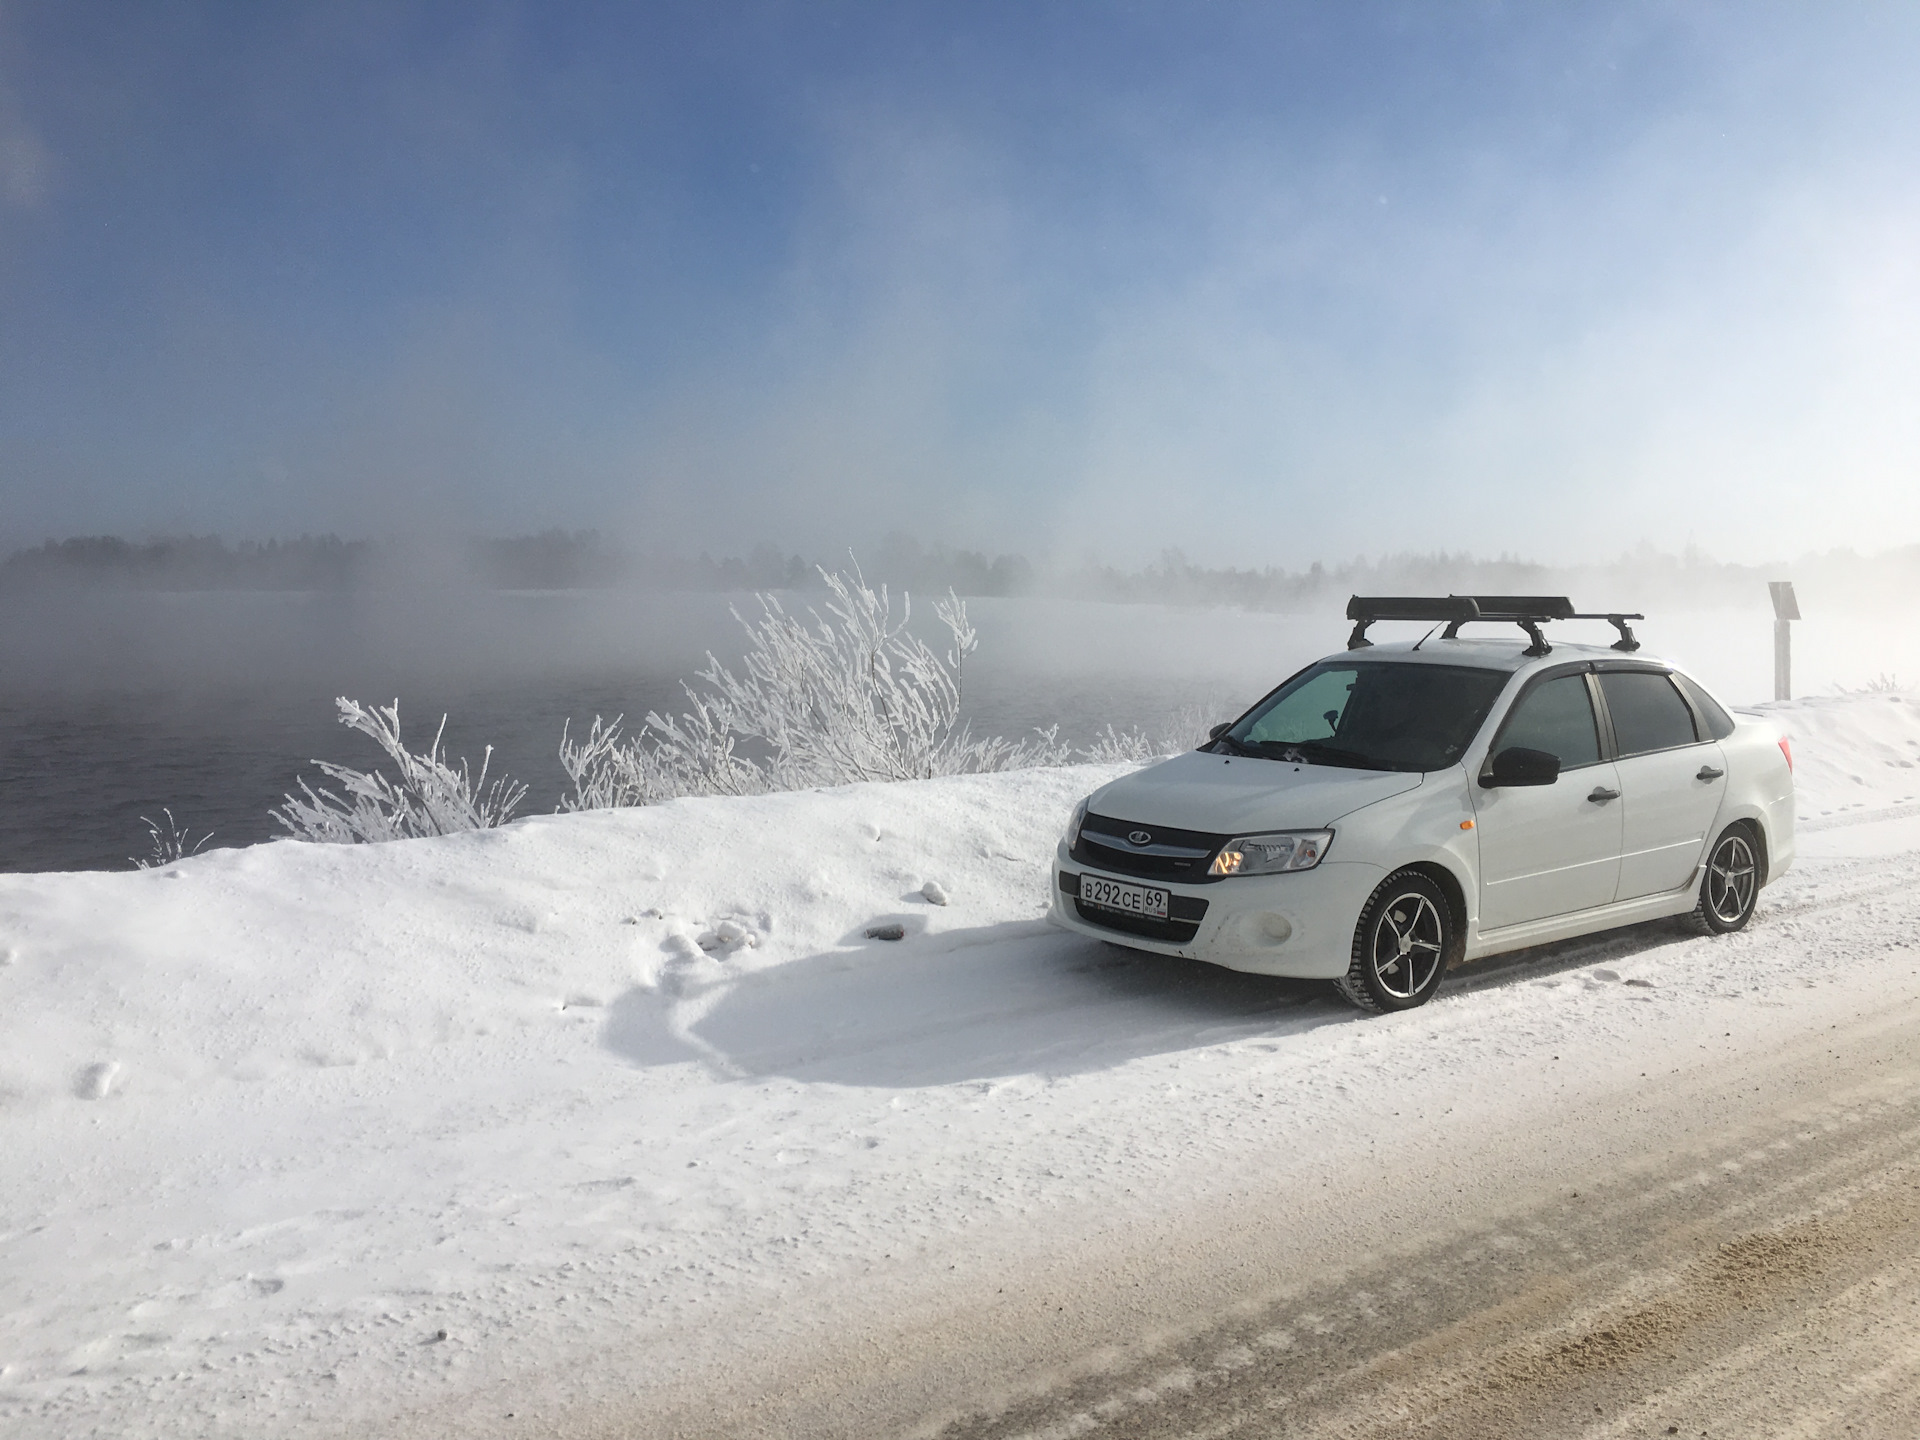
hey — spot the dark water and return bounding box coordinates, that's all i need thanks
[1,591,1317,873]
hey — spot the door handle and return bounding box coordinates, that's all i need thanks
[1587,787,1621,804]
[1697,765,1725,781]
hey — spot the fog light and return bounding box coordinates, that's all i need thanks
[1257,912,1293,944]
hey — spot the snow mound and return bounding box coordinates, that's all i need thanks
[0,767,1117,1110]
[1754,689,1920,825]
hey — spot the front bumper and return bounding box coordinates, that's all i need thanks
[1048,841,1386,979]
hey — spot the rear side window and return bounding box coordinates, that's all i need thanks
[1496,673,1602,768]
[1673,673,1736,740]
[1599,671,1699,756]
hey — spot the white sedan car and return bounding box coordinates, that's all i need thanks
[1049,596,1796,1013]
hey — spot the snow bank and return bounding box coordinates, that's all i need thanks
[1751,690,1920,827]
[0,764,1126,1436]
[5,694,1920,1439]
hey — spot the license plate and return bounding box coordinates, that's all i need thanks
[1079,875,1170,921]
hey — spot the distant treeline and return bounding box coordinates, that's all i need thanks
[0,531,1035,595]
[4,529,1915,610]
[1,534,377,591]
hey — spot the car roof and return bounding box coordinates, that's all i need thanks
[1329,637,1670,675]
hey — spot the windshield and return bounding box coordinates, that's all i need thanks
[1221,661,1509,772]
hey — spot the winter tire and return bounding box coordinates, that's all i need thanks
[1694,824,1760,934]
[1335,870,1452,1014]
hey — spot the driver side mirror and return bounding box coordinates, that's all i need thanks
[1208,723,1231,740]
[1481,746,1561,789]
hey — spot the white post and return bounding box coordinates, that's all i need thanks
[1769,581,1799,702]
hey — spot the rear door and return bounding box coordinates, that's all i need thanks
[1473,669,1623,931]
[1596,667,1727,902]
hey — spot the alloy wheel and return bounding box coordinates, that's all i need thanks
[1706,832,1757,926]
[1371,891,1445,1000]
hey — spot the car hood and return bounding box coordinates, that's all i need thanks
[1088,750,1425,834]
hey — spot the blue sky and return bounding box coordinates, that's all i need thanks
[3,2,1919,566]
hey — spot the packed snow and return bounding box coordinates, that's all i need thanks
[5,690,1920,1438]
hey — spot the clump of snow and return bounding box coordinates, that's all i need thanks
[71,1060,119,1100]
[921,879,949,906]
[697,918,759,953]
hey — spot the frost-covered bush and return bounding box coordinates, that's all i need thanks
[557,711,749,810]
[131,809,212,869]
[1834,673,1903,695]
[274,699,526,843]
[1077,707,1216,765]
[562,567,1065,808]
[696,569,992,785]
[1078,724,1159,765]
[555,568,1226,811]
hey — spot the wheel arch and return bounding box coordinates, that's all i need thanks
[1400,858,1471,967]
[1711,806,1772,887]
[1732,813,1770,886]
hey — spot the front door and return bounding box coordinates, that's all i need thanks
[1598,670,1728,901]
[1474,671,1624,931]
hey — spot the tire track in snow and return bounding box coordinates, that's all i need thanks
[936,1041,1920,1440]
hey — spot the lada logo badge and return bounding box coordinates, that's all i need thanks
[1127,830,1152,846]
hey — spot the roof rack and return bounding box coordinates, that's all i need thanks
[1345,595,1643,656]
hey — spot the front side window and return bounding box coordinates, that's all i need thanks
[1495,673,1601,769]
[1598,670,1699,756]
[1226,662,1509,772]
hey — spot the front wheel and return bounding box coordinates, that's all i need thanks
[1334,870,1453,1013]
[1694,825,1760,933]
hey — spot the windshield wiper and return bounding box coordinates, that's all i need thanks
[1249,738,1390,770]
[1211,733,1264,758]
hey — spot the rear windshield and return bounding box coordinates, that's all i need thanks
[1222,661,1509,772]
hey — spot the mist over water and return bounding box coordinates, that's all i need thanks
[5,575,1912,874]
[0,590,1271,872]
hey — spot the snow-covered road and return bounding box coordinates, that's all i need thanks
[4,692,1920,1439]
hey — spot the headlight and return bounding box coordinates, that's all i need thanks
[1064,797,1089,847]
[1208,830,1333,876]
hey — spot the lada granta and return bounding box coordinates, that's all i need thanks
[1050,595,1796,1013]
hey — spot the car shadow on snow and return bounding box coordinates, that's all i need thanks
[601,909,1723,1089]
[600,921,1341,1087]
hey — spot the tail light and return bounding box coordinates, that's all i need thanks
[1778,737,1793,773]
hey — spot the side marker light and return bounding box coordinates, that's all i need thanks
[1459,819,1475,830]
[1778,737,1794,773]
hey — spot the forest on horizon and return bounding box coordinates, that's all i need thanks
[5,529,1914,612]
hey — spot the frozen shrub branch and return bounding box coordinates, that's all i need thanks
[274,699,526,844]
[130,809,213,869]
[558,716,669,811]
[686,568,991,786]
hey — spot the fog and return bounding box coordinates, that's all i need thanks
[5,555,1916,872]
